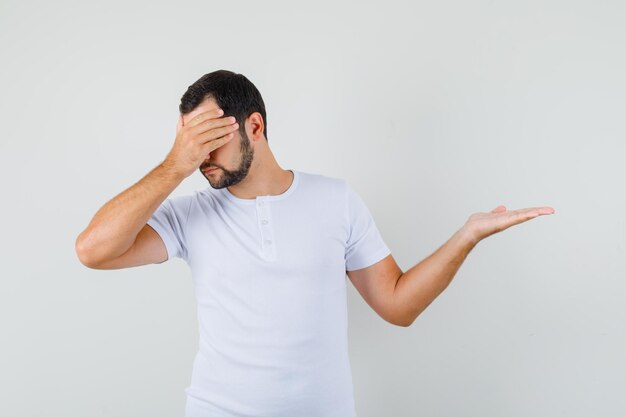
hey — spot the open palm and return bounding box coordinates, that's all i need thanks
[464,205,556,243]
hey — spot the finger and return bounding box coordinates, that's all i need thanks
[197,123,239,144]
[191,115,238,136]
[187,108,225,128]
[504,208,552,227]
[516,207,556,217]
[491,206,555,235]
[511,208,538,220]
[491,205,507,213]
[202,132,235,154]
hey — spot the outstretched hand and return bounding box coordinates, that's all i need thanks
[463,205,556,244]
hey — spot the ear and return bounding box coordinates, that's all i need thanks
[247,112,265,139]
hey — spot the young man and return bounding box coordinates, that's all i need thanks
[75,70,555,417]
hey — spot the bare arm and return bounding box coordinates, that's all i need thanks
[393,205,555,326]
[393,227,476,326]
[75,161,184,268]
[75,106,239,268]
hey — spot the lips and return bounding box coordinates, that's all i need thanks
[204,167,218,173]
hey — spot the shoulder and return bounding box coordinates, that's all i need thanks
[165,192,196,208]
[157,192,198,222]
[295,169,348,197]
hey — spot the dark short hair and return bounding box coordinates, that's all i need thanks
[179,70,268,142]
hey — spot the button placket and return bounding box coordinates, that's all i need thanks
[256,197,276,260]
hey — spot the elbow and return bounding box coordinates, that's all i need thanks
[390,301,423,327]
[76,244,93,268]
[389,311,416,328]
[75,234,98,269]
[394,317,415,328]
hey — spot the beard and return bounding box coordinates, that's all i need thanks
[200,129,255,189]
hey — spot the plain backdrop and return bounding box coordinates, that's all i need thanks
[1,0,624,416]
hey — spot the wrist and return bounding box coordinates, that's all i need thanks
[458,225,479,249]
[160,159,187,182]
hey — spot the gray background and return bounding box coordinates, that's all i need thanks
[1,0,624,416]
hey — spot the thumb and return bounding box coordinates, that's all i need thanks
[491,205,507,213]
[176,114,184,134]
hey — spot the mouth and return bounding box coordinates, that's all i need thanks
[203,167,219,173]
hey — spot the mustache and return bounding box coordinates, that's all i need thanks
[202,165,222,172]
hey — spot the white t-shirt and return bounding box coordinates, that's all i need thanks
[147,169,391,417]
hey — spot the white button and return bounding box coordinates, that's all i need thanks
[261,219,268,225]
[264,239,272,245]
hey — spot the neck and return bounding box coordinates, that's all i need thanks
[226,154,294,199]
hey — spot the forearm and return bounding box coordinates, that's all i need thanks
[393,226,477,326]
[75,160,185,266]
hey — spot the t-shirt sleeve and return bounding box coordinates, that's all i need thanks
[146,196,191,262]
[344,182,392,272]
